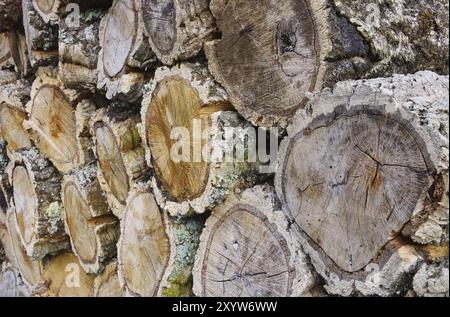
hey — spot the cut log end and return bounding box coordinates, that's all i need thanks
[141,0,215,65]
[276,72,449,295]
[0,105,32,157]
[118,187,170,296]
[62,166,119,274]
[7,148,69,259]
[27,69,94,173]
[206,0,328,129]
[91,106,148,219]
[142,63,258,216]
[193,185,316,297]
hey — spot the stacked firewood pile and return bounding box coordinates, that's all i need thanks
[0,0,448,297]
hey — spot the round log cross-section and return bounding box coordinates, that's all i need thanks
[193,185,315,297]
[280,110,429,272]
[118,190,170,297]
[142,64,258,216]
[206,0,326,129]
[276,72,449,294]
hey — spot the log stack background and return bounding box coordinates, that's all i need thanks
[0,0,449,297]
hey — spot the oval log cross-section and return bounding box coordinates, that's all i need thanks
[145,77,210,202]
[141,0,177,56]
[91,106,148,219]
[6,208,43,290]
[12,166,36,246]
[206,0,323,129]
[193,185,315,297]
[62,166,119,274]
[7,148,69,259]
[280,109,429,272]
[94,123,130,205]
[102,0,137,78]
[64,183,99,264]
[118,191,170,297]
[29,84,78,172]
[0,106,32,155]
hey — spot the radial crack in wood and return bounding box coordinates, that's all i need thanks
[193,185,316,297]
[62,164,120,274]
[275,71,449,296]
[26,68,96,173]
[142,63,259,216]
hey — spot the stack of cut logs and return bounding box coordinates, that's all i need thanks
[0,0,449,297]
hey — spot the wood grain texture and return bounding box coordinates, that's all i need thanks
[32,0,112,23]
[94,262,124,297]
[117,185,170,297]
[142,63,258,216]
[275,71,449,296]
[26,68,94,173]
[193,185,316,297]
[62,164,119,274]
[7,148,69,259]
[91,104,148,219]
[97,0,155,100]
[206,0,330,129]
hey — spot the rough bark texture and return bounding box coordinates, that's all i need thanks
[193,185,316,297]
[62,164,120,274]
[32,0,111,23]
[0,0,22,32]
[142,63,259,216]
[275,71,449,296]
[206,0,449,130]
[140,0,215,65]
[0,0,448,298]
[22,0,58,68]
[58,8,105,91]
[90,103,149,219]
[7,148,69,259]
